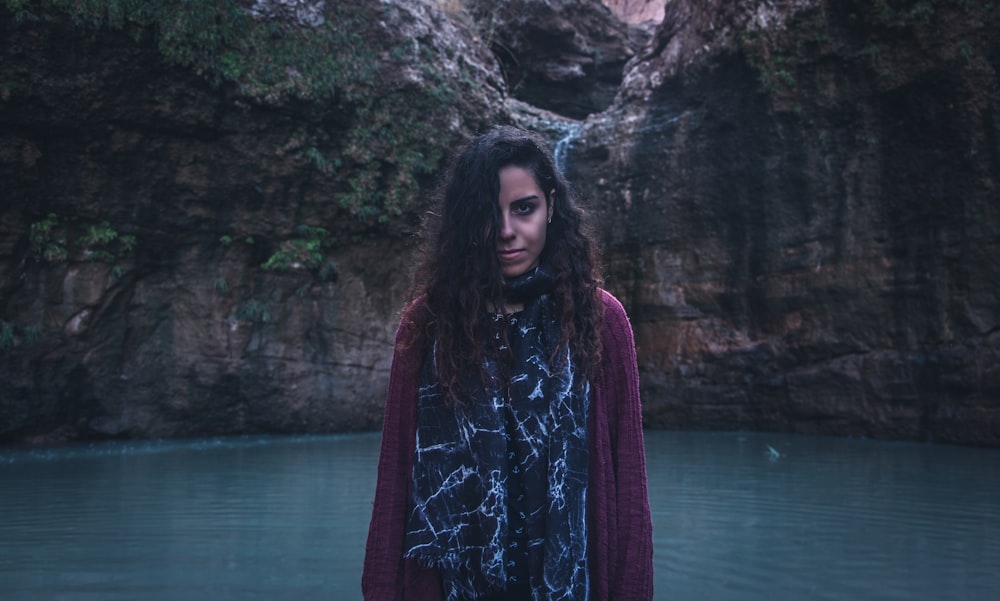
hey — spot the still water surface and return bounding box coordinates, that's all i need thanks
[1,431,998,600]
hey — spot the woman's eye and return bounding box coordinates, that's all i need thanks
[514,202,535,215]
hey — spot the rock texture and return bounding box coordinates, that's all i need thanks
[602,0,665,25]
[0,0,506,443]
[2,0,999,447]
[570,0,1000,445]
[465,0,649,118]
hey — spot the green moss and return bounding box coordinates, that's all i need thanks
[872,0,936,27]
[737,1,985,99]
[0,320,44,351]
[23,324,44,344]
[29,213,67,262]
[3,0,373,101]
[4,0,471,226]
[237,300,271,323]
[27,213,136,263]
[739,31,802,94]
[119,234,136,253]
[958,41,974,64]
[81,221,117,246]
[0,321,14,352]
[78,221,127,262]
[262,225,331,271]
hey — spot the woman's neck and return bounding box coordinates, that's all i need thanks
[489,301,524,315]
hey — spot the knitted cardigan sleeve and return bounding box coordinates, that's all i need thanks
[599,289,654,600]
[362,301,441,601]
[362,293,652,600]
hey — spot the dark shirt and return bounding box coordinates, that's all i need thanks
[362,290,654,601]
[498,311,548,592]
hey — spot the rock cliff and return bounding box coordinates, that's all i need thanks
[0,0,507,442]
[465,0,651,118]
[571,0,1000,445]
[1,0,998,446]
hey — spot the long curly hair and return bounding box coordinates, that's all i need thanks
[408,125,603,405]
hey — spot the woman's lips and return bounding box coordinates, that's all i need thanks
[498,249,522,261]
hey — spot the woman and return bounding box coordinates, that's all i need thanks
[362,126,652,601]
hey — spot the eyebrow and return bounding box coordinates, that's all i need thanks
[510,194,540,203]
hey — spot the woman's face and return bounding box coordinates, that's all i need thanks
[496,165,554,278]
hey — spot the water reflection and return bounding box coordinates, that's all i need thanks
[1,431,997,600]
[647,432,1000,601]
[1,434,380,601]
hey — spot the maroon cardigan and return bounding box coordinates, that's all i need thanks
[362,290,653,600]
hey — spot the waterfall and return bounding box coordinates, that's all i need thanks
[552,121,582,174]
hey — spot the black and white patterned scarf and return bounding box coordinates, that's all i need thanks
[404,266,590,601]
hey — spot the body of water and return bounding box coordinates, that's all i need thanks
[1,431,997,600]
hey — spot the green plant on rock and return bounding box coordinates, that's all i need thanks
[27,213,136,264]
[305,146,339,175]
[23,324,43,344]
[237,300,271,323]
[958,41,974,64]
[0,321,14,352]
[6,0,468,226]
[81,221,117,246]
[960,0,994,12]
[0,320,45,351]
[262,225,331,271]
[738,28,803,95]
[318,260,338,282]
[119,234,136,253]
[2,0,378,103]
[870,0,937,27]
[29,213,68,263]
[78,221,126,263]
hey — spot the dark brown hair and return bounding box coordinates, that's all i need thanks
[408,125,602,404]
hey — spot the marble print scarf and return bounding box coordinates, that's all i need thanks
[404,267,589,601]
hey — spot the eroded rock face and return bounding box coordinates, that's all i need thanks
[2,0,998,447]
[602,0,665,25]
[571,0,1000,445]
[0,0,505,444]
[466,0,650,119]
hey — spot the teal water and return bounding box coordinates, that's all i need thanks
[1,431,998,600]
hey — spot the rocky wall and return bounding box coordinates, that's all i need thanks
[571,0,1000,445]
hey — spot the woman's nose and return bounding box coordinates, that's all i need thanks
[499,216,515,240]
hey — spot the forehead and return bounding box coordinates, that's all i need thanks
[498,166,543,200]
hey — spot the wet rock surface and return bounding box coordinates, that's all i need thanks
[0,0,505,443]
[571,0,1000,445]
[1,0,998,446]
[466,0,650,119]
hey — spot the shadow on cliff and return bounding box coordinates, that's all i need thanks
[615,2,1000,445]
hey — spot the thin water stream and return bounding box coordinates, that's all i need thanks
[1,431,997,600]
